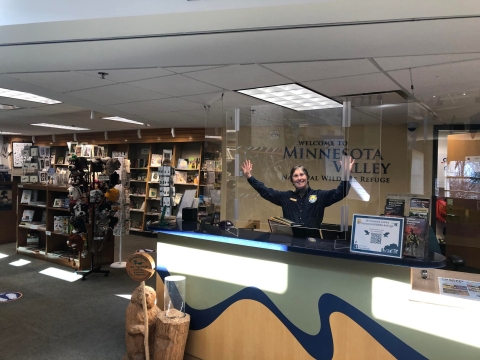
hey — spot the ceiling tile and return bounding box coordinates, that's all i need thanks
[303,73,400,97]
[77,68,174,83]
[389,60,480,92]
[263,60,379,82]
[185,64,289,91]
[4,72,115,92]
[110,97,203,115]
[375,54,480,71]
[180,91,267,109]
[68,83,168,105]
[162,66,227,74]
[127,74,222,96]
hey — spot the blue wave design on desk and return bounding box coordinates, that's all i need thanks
[157,267,426,360]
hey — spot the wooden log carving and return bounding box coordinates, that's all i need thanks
[125,285,161,360]
[154,310,191,360]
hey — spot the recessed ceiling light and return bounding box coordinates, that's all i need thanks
[102,116,144,125]
[31,123,90,131]
[237,84,342,111]
[433,95,436,98]
[0,104,20,110]
[463,93,466,96]
[0,88,61,104]
[0,131,22,135]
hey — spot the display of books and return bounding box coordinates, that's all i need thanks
[403,216,428,258]
[21,190,32,204]
[188,157,200,170]
[149,188,158,199]
[177,158,188,169]
[384,198,405,217]
[175,171,187,184]
[409,198,430,219]
[53,198,65,208]
[174,193,183,206]
[151,154,162,167]
[150,171,159,182]
[21,209,35,222]
[27,231,40,246]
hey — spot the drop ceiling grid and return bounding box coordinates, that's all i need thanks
[373,53,480,71]
[389,60,480,90]
[67,83,171,105]
[125,74,223,97]
[302,72,400,97]
[4,71,116,93]
[182,64,290,91]
[109,96,205,114]
[262,59,380,83]
[77,67,174,83]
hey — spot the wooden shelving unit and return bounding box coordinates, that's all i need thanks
[16,184,114,269]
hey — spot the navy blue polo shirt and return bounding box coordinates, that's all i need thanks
[247,176,351,228]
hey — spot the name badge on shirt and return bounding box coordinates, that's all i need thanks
[290,198,297,202]
[309,195,317,203]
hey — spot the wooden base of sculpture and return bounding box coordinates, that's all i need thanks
[154,310,191,360]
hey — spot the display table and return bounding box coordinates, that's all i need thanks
[154,227,479,360]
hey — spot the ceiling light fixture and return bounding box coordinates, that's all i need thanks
[0,131,22,135]
[0,88,61,105]
[237,84,342,111]
[102,116,144,125]
[31,123,90,131]
[0,104,20,110]
[171,128,175,138]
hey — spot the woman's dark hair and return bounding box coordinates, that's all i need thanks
[289,166,309,185]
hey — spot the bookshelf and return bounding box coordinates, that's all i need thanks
[16,184,114,269]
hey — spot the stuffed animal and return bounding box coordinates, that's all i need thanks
[125,285,161,360]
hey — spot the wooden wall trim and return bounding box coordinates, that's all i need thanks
[5,128,206,146]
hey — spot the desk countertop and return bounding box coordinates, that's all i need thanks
[151,222,446,269]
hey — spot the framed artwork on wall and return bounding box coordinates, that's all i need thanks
[12,142,33,168]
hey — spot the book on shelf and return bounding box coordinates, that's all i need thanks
[57,157,65,164]
[21,209,35,222]
[150,171,159,182]
[53,216,70,234]
[27,231,40,246]
[177,158,188,169]
[149,188,158,199]
[53,198,65,208]
[188,157,200,170]
[174,193,183,206]
[409,198,430,219]
[175,171,187,184]
[151,154,163,167]
[204,160,215,171]
[21,190,32,204]
[384,198,405,217]
[403,216,428,258]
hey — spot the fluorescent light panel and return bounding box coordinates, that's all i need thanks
[0,88,61,105]
[238,83,342,111]
[102,116,144,125]
[0,104,20,110]
[31,123,90,131]
[0,132,22,135]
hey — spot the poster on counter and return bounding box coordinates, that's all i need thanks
[350,214,404,258]
[439,277,480,301]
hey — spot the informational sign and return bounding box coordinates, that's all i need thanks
[439,277,480,301]
[350,214,404,258]
[126,253,155,282]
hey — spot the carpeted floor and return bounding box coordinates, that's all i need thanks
[0,233,158,360]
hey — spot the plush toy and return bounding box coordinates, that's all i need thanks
[105,187,120,202]
[125,285,161,360]
[67,233,83,248]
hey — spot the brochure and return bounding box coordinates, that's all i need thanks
[439,277,480,301]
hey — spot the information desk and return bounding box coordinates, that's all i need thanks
[154,225,479,360]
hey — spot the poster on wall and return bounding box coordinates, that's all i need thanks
[12,142,33,168]
[350,214,404,259]
[0,184,13,211]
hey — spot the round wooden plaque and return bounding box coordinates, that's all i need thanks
[126,252,156,282]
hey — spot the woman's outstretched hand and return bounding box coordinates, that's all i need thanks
[242,160,253,179]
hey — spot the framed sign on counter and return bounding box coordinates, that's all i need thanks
[350,214,404,259]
